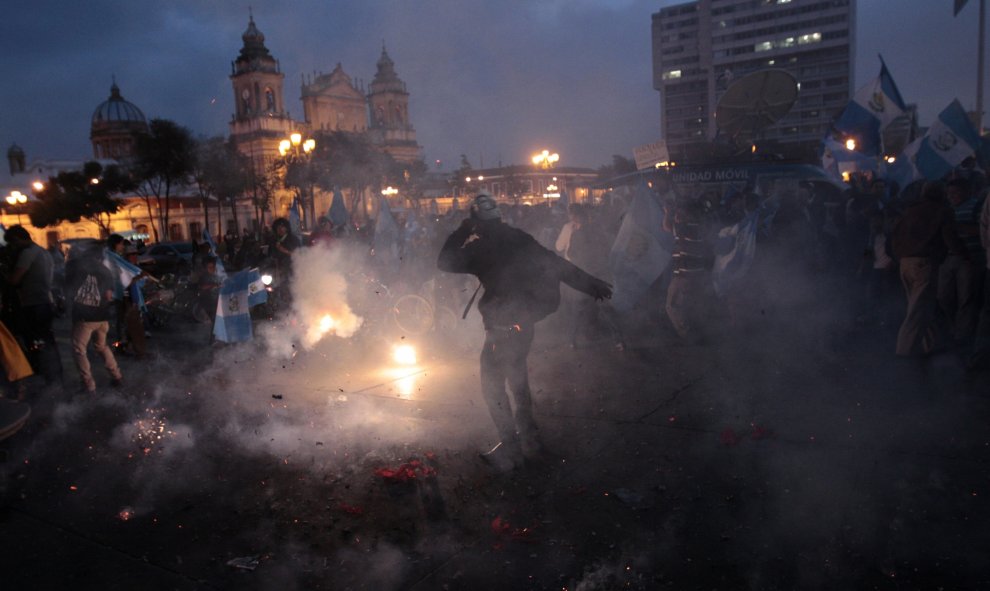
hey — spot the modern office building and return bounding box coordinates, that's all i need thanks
[652,0,855,159]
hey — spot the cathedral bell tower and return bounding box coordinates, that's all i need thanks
[367,44,421,164]
[229,13,296,173]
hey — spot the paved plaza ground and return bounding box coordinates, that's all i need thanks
[1,303,988,590]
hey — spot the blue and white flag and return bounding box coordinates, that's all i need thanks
[886,137,923,189]
[713,210,759,296]
[821,135,881,183]
[915,99,982,179]
[833,58,907,154]
[202,228,227,280]
[289,198,302,236]
[888,99,981,185]
[104,250,142,301]
[373,194,400,264]
[607,183,674,312]
[328,186,349,228]
[213,269,264,343]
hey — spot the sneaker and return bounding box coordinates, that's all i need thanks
[478,441,522,472]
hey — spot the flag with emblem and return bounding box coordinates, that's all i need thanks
[832,57,907,155]
[915,99,982,178]
[213,269,264,343]
[888,99,982,184]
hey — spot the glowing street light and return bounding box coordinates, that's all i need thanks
[6,190,27,205]
[381,186,398,197]
[279,132,317,229]
[32,181,44,192]
[844,138,857,151]
[532,149,559,169]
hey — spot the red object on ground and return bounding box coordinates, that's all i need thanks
[720,427,741,446]
[337,502,364,516]
[374,458,438,482]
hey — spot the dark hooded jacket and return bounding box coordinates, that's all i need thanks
[438,219,606,328]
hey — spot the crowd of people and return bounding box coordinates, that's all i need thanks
[0,162,987,414]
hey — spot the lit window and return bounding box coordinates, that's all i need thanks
[662,69,682,80]
[796,82,801,90]
[755,41,774,52]
[778,0,792,3]
[798,32,822,45]
[780,37,795,48]
[768,60,775,66]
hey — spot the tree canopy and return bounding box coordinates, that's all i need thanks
[28,161,136,233]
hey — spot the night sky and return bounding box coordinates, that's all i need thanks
[0,0,983,170]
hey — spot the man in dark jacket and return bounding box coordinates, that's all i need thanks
[65,241,123,393]
[891,182,968,357]
[438,192,612,470]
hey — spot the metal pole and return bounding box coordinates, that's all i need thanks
[979,0,986,134]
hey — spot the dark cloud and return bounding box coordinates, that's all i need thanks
[0,0,980,169]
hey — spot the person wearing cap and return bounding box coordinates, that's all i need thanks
[437,191,612,471]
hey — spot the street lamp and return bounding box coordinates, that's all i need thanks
[6,190,27,224]
[279,132,317,230]
[844,138,857,151]
[532,149,559,169]
[6,190,27,206]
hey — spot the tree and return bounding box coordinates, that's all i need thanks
[192,136,251,237]
[133,119,196,241]
[28,161,136,235]
[307,131,397,221]
[450,154,474,197]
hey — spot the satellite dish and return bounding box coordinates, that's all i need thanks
[715,69,798,140]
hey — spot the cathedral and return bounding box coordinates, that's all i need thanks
[228,15,422,174]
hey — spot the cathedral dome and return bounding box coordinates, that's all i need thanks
[91,82,147,127]
[90,82,148,160]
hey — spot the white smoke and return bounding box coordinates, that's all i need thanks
[260,243,363,356]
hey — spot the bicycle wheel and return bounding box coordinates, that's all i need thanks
[391,294,434,335]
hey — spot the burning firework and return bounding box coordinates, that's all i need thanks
[132,407,176,455]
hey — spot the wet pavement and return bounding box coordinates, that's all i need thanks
[1,308,989,590]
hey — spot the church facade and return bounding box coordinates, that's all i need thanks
[229,16,422,175]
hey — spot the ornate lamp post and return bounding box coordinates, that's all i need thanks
[6,190,27,224]
[279,132,317,230]
[531,149,559,169]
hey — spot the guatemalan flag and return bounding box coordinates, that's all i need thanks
[607,183,675,312]
[104,250,142,302]
[328,186,349,228]
[713,209,759,296]
[289,198,302,236]
[887,99,982,186]
[202,228,227,280]
[821,135,882,183]
[832,58,907,155]
[213,269,267,343]
[372,194,400,265]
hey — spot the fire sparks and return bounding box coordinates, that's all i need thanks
[393,344,417,365]
[132,407,176,455]
[319,314,334,332]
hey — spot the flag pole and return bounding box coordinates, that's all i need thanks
[979,0,986,134]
